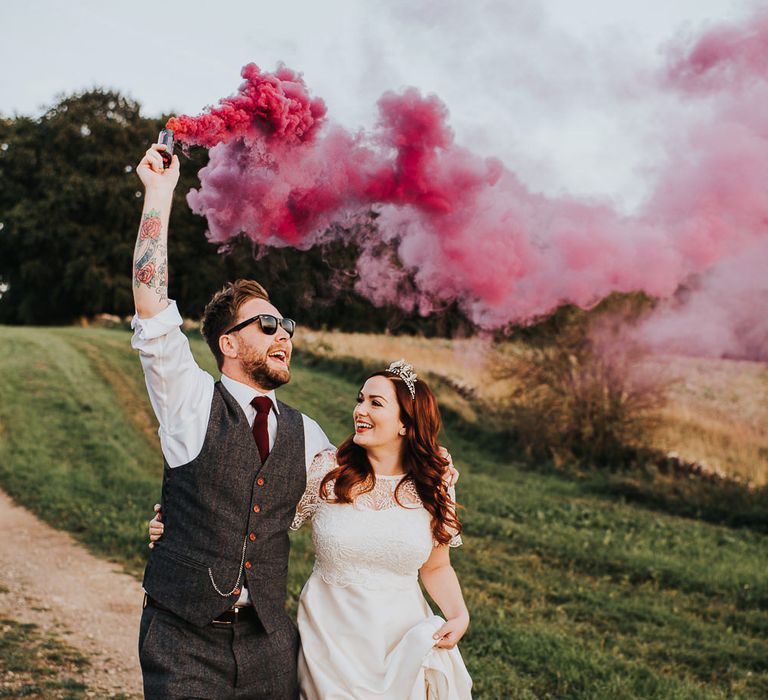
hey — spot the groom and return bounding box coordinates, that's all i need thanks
[132,143,333,699]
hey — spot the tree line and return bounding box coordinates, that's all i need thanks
[0,89,471,335]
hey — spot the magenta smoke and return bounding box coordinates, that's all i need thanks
[171,11,767,358]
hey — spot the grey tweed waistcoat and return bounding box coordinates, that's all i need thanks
[142,381,306,631]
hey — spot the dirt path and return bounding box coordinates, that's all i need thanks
[0,488,143,698]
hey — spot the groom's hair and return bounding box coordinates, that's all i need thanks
[201,279,271,369]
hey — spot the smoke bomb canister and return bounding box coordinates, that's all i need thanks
[158,129,174,168]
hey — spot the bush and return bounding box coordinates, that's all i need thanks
[499,317,666,468]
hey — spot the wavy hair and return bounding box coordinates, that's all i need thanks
[201,279,270,370]
[320,370,462,545]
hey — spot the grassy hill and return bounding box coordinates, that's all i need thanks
[0,326,766,699]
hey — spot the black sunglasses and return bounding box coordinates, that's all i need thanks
[224,314,296,337]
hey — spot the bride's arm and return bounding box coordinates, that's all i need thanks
[419,546,470,649]
[148,503,163,548]
[290,449,337,530]
[147,450,338,544]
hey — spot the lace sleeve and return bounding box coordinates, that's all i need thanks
[442,484,463,548]
[290,449,337,530]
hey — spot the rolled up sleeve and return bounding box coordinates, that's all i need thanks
[131,301,184,342]
[131,300,214,467]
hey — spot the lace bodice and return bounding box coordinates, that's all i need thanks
[291,450,463,588]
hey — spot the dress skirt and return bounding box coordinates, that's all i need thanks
[298,572,473,699]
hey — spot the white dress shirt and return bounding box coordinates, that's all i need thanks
[131,300,335,606]
[131,301,334,468]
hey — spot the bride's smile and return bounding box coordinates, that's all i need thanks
[352,375,407,451]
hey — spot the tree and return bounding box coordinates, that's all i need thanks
[0,90,155,322]
[0,90,471,336]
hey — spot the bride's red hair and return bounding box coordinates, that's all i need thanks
[320,370,462,546]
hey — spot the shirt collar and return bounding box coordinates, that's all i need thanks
[220,374,280,415]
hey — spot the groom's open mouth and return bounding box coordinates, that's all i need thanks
[267,349,289,367]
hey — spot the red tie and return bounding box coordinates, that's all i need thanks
[250,396,272,463]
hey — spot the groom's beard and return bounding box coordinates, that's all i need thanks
[240,342,291,390]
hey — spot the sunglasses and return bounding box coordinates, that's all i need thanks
[224,314,296,338]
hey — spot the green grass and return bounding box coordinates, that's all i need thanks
[0,618,89,699]
[0,326,767,699]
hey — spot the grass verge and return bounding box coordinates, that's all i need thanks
[0,618,89,699]
[0,326,766,699]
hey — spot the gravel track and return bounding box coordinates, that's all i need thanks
[0,488,143,698]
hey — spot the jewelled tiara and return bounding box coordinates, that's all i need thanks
[386,359,418,399]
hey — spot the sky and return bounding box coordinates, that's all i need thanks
[0,0,756,210]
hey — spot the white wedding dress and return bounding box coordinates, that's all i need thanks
[291,450,473,700]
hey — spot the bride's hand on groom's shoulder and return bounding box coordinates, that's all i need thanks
[438,446,460,488]
[432,611,470,649]
[148,503,164,549]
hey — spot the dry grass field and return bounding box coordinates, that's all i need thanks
[296,329,768,486]
[648,355,768,486]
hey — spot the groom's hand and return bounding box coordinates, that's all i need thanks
[137,144,180,195]
[439,446,460,487]
[148,503,164,549]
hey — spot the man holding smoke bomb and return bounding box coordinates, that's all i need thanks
[131,140,333,699]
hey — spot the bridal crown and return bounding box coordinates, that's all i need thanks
[386,359,418,399]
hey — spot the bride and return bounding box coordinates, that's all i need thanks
[151,360,473,699]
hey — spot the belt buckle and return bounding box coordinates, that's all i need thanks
[211,606,241,626]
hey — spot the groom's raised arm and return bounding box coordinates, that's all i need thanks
[133,144,179,319]
[130,144,214,468]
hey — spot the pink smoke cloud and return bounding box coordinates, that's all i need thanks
[629,10,768,360]
[664,10,768,95]
[633,240,768,362]
[167,64,327,147]
[170,11,767,356]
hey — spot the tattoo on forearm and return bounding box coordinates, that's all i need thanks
[133,209,168,301]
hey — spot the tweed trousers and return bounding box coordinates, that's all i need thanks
[139,604,300,700]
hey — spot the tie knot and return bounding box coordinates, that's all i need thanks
[251,396,273,415]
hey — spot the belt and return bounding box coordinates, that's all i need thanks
[144,595,258,626]
[209,605,258,626]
